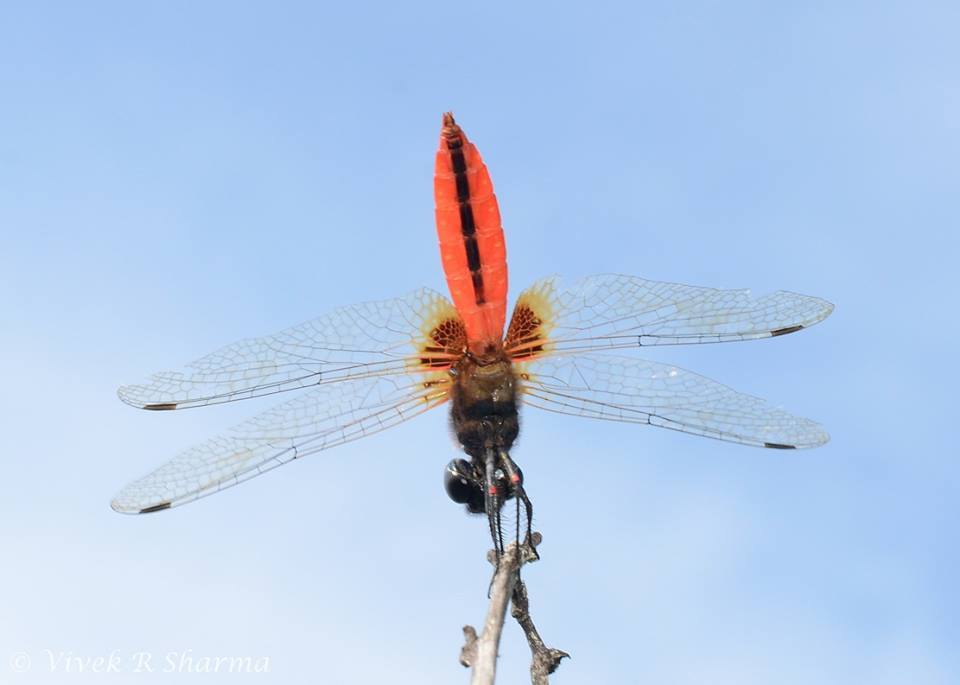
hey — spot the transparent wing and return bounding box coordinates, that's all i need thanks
[518,353,828,449]
[112,373,450,513]
[504,274,833,359]
[119,288,463,410]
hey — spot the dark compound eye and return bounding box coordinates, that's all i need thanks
[444,459,479,505]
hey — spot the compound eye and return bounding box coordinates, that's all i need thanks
[444,459,480,504]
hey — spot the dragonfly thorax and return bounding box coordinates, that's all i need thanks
[449,354,519,459]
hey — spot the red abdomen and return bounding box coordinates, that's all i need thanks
[434,113,508,354]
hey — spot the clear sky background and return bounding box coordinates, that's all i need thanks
[1,1,956,683]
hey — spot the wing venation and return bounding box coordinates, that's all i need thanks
[112,374,450,513]
[505,274,833,358]
[119,288,461,410]
[518,353,828,449]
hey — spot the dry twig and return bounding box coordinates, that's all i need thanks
[460,533,568,684]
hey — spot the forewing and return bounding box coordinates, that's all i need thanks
[504,274,833,359]
[119,288,465,410]
[518,354,828,449]
[112,373,451,513]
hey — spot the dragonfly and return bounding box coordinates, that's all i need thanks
[113,113,832,554]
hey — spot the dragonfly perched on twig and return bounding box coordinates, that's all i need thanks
[113,113,832,555]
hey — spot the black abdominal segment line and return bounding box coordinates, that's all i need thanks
[446,136,487,305]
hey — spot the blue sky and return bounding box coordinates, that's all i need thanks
[1,1,957,682]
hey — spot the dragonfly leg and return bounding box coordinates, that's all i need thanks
[483,446,504,560]
[499,450,537,560]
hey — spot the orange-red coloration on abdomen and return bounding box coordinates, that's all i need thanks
[433,113,508,354]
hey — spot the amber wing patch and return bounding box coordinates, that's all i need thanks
[412,296,467,370]
[505,277,557,361]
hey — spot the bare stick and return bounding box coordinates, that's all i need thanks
[511,578,570,684]
[460,533,568,684]
[460,542,522,685]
